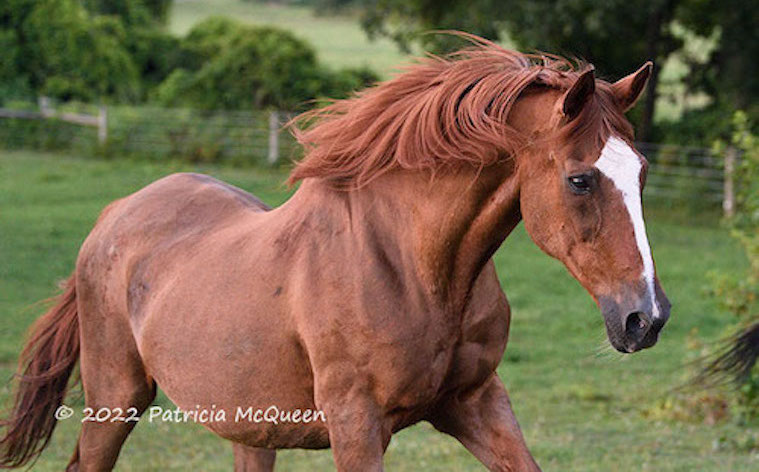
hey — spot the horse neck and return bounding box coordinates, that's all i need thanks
[286,162,522,311]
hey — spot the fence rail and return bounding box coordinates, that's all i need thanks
[0,97,109,143]
[0,97,737,213]
[0,98,298,166]
[636,141,731,207]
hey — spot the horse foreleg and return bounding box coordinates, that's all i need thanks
[317,383,388,472]
[233,444,276,472]
[428,374,541,472]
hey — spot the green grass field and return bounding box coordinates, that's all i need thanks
[0,150,755,470]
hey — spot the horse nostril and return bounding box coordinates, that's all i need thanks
[624,312,650,341]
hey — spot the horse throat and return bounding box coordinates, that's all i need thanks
[412,165,521,307]
[295,163,521,311]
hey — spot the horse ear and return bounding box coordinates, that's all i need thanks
[611,62,653,112]
[562,68,596,121]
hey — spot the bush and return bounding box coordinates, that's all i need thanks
[655,102,735,147]
[646,112,759,432]
[0,26,31,100]
[155,17,378,110]
[1,3,379,109]
[82,0,172,25]
[1,0,176,104]
[1,0,141,103]
[125,27,182,99]
[701,112,759,423]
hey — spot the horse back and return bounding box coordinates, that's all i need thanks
[75,172,271,325]
[84,171,267,242]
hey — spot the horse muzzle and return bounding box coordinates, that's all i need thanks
[599,279,671,353]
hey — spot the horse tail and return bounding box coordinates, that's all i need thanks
[693,320,759,387]
[0,275,80,468]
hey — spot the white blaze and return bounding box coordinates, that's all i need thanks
[594,136,660,319]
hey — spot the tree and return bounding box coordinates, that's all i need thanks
[0,0,44,100]
[360,0,681,142]
[82,0,173,25]
[676,0,759,122]
[0,0,141,102]
[80,1,179,97]
[0,0,180,103]
[155,17,378,110]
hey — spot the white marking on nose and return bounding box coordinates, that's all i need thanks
[594,136,660,319]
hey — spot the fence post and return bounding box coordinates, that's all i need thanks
[268,110,280,165]
[723,146,736,218]
[97,105,108,145]
[38,96,53,117]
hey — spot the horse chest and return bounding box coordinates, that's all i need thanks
[446,310,509,391]
[375,291,510,414]
[374,299,509,432]
[442,269,512,393]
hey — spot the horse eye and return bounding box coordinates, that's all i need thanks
[567,175,592,194]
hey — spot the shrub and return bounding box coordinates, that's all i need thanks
[3,0,141,103]
[155,17,378,111]
[699,112,759,423]
[82,0,172,25]
[125,27,182,98]
[645,112,759,433]
[1,0,175,104]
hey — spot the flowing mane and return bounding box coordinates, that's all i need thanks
[288,34,632,188]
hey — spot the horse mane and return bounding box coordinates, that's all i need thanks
[288,34,633,188]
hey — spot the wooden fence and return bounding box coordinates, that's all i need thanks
[0,98,296,166]
[636,142,735,213]
[0,97,108,144]
[0,98,738,214]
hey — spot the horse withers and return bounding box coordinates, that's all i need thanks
[1,36,670,471]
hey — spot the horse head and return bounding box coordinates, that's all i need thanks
[517,63,671,352]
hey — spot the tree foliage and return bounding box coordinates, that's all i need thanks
[358,0,758,142]
[82,0,172,25]
[0,1,376,108]
[78,1,180,94]
[0,0,141,102]
[155,17,378,110]
[676,0,758,113]
[0,0,179,103]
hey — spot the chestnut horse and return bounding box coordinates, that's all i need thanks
[1,37,671,471]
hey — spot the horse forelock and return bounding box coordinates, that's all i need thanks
[287,34,632,189]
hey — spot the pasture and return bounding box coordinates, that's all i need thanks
[0,150,754,470]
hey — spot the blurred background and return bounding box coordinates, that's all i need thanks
[0,0,757,470]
